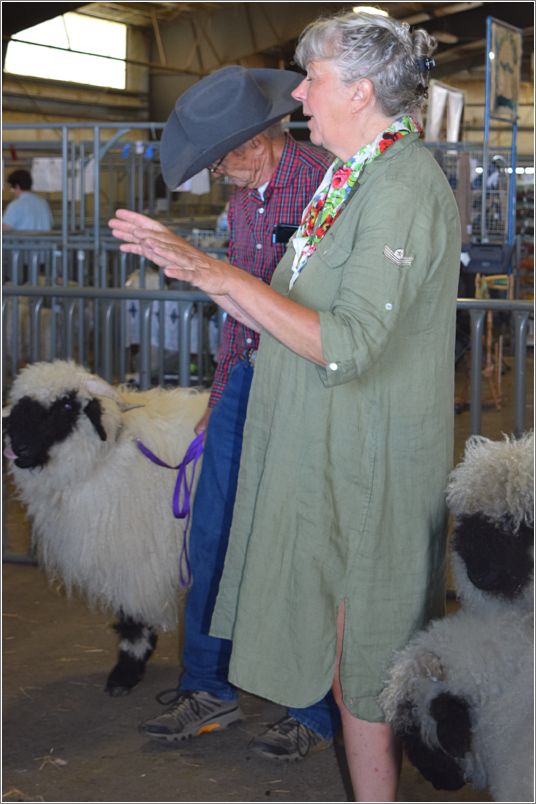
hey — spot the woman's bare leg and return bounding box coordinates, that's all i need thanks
[332,602,402,802]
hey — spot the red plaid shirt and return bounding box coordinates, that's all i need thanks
[209,135,331,407]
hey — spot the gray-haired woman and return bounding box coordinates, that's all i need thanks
[110,11,461,801]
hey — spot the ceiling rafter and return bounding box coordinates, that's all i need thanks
[3,2,533,83]
[77,2,242,27]
[402,2,485,25]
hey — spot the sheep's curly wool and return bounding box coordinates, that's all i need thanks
[5,360,209,632]
[447,432,534,616]
[446,432,533,530]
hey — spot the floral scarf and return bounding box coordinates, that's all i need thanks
[289,115,422,289]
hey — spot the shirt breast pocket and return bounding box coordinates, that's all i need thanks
[315,232,351,270]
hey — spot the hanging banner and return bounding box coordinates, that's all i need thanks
[31,157,95,197]
[424,80,464,142]
[489,19,522,121]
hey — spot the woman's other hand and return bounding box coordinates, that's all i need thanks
[138,235,234,296]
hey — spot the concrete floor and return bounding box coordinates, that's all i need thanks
[2,353,532,803]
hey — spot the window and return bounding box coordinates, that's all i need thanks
[4,13,127,90]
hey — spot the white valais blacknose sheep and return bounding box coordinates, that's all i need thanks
[380,432,534,803]
[3,359,209,695]
[446,431,534,614]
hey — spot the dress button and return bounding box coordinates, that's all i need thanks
[328,362,338,371]
[256,243,262,250]
[385,302,393,311]
[258,208,264,214]
[246,337,252,345]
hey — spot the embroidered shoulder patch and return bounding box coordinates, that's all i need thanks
[384,245,414,267]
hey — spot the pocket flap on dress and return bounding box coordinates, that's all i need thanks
[317,232,351,269]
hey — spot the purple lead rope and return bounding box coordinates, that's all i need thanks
[136,432,205,588]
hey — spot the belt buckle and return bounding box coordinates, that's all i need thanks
[246,348,257,367]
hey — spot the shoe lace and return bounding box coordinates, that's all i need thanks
[269,716,314,757]
[155,687,182,706]
[270,716,299,736]
[155,689,203,719]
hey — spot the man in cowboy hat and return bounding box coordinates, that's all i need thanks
[139,66,339,761]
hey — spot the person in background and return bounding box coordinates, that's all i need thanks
[113,66,340,762]
[110,11,462,800]
[3,169,53,232]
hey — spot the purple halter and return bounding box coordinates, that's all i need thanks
[136,432,205,587]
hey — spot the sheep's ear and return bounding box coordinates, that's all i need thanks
[80,374,144,412]
[121,402,145,412]
[81,375,124,404]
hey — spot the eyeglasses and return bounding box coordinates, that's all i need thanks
[208,155,226,174]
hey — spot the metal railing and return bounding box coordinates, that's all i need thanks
[2,232,228,391]
[3,287,532,426]
[457,298,533,437]
[2,284,224,391]
[5,123,530,247]
[2,289,533,565]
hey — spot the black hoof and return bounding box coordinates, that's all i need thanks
[105,682,134,697]
[105,661,145,695]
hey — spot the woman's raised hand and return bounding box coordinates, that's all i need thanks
[108,209,173,255]
[108,208,234,296]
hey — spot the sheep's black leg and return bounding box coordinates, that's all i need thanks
[105,614,157,696]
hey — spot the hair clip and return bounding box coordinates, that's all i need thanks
[416,57,436,72]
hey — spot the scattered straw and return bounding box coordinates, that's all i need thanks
[3,788,45,802]
[34,749,68,772]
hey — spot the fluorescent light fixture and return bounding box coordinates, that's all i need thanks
[352,6,389,16]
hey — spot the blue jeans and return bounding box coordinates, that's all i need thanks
[179,359,340,740]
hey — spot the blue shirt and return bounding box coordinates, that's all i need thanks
[3,192,53,231]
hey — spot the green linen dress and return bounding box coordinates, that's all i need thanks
[210,133,462,722]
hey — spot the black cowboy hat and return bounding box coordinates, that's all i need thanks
[160,65,302,189]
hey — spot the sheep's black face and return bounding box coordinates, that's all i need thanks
[453,513,534,599]
[5,391,83,469]
[395,699,466,791]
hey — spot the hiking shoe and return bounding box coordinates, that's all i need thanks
[250,715,332,762]
[140,690,243,742]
